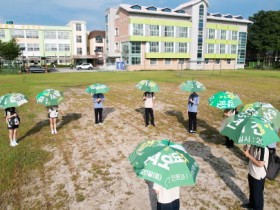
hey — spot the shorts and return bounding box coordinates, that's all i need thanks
[8,125,19,130]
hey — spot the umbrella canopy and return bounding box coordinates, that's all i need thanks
[208,91,242,109]
[0,93,29,109]
[86,83,110,94]
[135,80,159,92]
[128,139,199,189]
[220,112,280,148]
[179,80,206,92]
[240,102,280,130]
[36,89,64,106]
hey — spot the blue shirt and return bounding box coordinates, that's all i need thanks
[93,93,105,108]
[188,93,199,113]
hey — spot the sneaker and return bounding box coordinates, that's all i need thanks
[151,123,155,126]
[51,130,54,134]
[54,130,57,134]
[188,130,193,133]
[145,124,150,127]
[10,141,16,147]
[13,140,18,145]
[241,203,253,209]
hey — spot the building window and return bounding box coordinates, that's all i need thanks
[237,32,247,64]
[59,44,70,51]
[26,30,39,38]
[162,8,171,12]
[131,5,141,10]
[197,4,204,60]
[45,31,56,39]
[76,36,82,43]
[147,6,157,11]
[149,25,159,36]
[131,42,141,54]
[149,42,159,52]
[215,59,220,64]
[96,36,103,43]
[205,59,209,64]
[0,30,5,38]
[220,44,226,54]
[11,29,24,38]
[179,43,188,53]
[131,57,141,65]
[133,24,143,36]
[77,48,82,55]
[76,23,82,31]
[232,31,238,40]
[208,29,215,39]
[45,44,57,51]
[95,47,103,52]
[150,58,157,65]
[115,43,119,51]
[227,59,231,64]
[58,31,69,39]
[27,43,39,51]
[220,30,226,40]
[164,26,174,37]
[165,58,171,64]
[231,45,237,54]
[207,44,214,54]
[115,28,119,36]
[178,58,185,64]
[164,42,174,53]
[178,27,188,38]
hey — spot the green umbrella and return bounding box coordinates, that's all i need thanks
[86,83,110,94]
[135,80,160,92]
[208,91,242,109]
[240,102,280,130]
[179,80,206,92]
[220,112,280,148]
[36,89,64,106]
[0,93,29,109]
[128,139,199,189]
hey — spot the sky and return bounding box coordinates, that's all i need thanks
[0,0,279,31]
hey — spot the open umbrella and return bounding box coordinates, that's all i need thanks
[179,80,206,92]
[128,139,199,189]
[0,93,29,109]
[86,83,110,94]
[208,91,242,109]
[135,80,159,92]
[220,112,280,148]
[36,89,64,106]
[240,102,280,129]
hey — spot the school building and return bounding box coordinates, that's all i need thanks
[105,0,252,70]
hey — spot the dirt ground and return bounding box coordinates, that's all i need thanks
[10,85,280,210]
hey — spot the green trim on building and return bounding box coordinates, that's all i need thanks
[206,23,239,31]
[205,39,238,45]
[130,36,191,42]
[145,53,191,59]
[130,18,192,27]
[205,54,237,59]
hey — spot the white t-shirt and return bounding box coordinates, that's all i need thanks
[248,146,269,180]
[48,107,58,118]
[144,93,155,108]
[153,183,180,204]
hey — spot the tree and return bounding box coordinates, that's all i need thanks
[0,38,21,61]
[247,10,280,67]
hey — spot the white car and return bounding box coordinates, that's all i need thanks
[76,63,94,70]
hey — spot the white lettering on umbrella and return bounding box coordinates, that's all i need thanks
[37,96,45,103]
[140,169,162,181]
[251,122,265,136]
[226,119,245,130]
[263,109,277,121]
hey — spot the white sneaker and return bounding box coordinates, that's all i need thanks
[10,141,16,147]
[54,130,57,134]
[51,130,54,134]
[13,140,18,145]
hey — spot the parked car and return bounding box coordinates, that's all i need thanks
[29,65,46,73]
[76,63,94,70]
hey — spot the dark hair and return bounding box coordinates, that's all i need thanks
[143,92,154,97]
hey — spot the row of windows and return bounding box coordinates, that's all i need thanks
[148,58,233,65]
[207,44,237,54]
[148,42,189,53]
[208,29,238,40]
[129,24,189,38]
[18,43,70,52]
[2,29,71,39]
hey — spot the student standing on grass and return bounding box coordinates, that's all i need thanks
[242,145,269,210]
[93,93,105,125]
[222,108,238,148]
[187,92,199,134]
[153,183,180,210]
[143,92,155,127]
[48,105,58,134]
[5,107,20,147]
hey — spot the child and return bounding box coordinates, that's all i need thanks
[5,107,20,146]
[48,105,58,134]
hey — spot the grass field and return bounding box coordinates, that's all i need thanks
[0,70,280,209]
